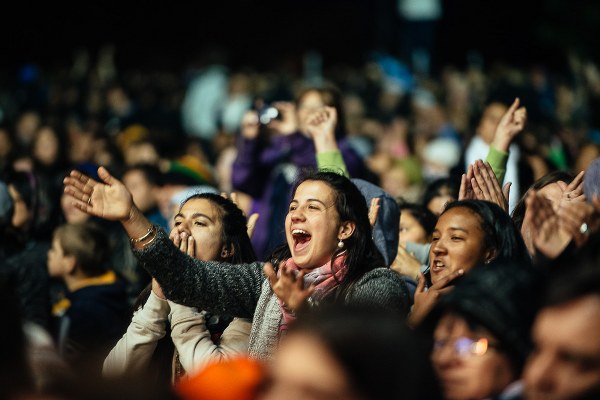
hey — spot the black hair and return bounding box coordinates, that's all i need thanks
[442,200,531,266]
[511,170,575,231]
[421,176,461,214]
[268,170,385,302]
[398,200,437,239]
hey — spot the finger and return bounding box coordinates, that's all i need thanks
[186,235,195,258]
[179,232,188,253]
[369,197,380,227]
[434,269,464,289]
[471,177,484,200]
[230,192,238,205]
[97,166,115,186]
[247,213,259,238]
[263,262,278,288]
[459,173,468,200]
[507,97,520,116]
[472,160,493,200]
[502,182,512,204]
[566,171,585,192]
[416,272,426,293]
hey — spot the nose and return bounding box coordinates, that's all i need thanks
[289,206,306,222]
[431,239,447,256]
[176,221,191,235]
[432,340,459,370]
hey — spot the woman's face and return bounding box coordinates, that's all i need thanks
[285,180,345,269]
[399,211,429,247]
[297,91,326,134]
[173,198,225,262]
[429,207,490,285]
[432,313,516,400]
[258,332,356,400]
[33,127,59,166]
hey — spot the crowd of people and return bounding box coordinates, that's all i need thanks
[1,45,600,400]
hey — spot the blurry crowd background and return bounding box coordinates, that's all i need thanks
[1,0,600,399]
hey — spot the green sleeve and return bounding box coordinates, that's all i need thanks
[485,145,509,183]
[316,150,349,177]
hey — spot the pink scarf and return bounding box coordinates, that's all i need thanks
[277,252,348,335]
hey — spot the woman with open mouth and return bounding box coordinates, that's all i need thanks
[63,167,411,361]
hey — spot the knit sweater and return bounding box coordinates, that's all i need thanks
[135,228,411,360]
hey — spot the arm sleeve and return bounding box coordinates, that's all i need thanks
[134,228,265,318]
[316,150,349,177]
[103,292,169,376]
[485,145,509,183]
[168,302,251,375]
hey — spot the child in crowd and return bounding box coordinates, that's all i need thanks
[47,221,130,378]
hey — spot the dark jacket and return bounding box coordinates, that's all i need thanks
[57,274,130,377]
[232,131,373,260]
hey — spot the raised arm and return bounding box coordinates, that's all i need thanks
[485,97,527,183]
[63,167,265,317]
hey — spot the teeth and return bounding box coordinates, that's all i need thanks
[292,229,308,235]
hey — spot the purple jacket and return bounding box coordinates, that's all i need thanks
[232,131,370,260]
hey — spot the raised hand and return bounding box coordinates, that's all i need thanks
[525,190,572,259]
[263,262,315,312]
[169,227,196,258]
[305,106,338,152]
[492,97,527,152]
[368,197,380,227]
[459,163,476,200]
[63,166,134,221]
[267,101,298,135]
[390,244,422,280]
[408,269,464,328]
[558,170,585,210]
[471,159,511,212]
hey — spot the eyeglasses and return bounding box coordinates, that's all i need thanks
[433,336,501,358]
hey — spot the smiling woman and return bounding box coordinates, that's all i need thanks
[409,199,530,327]
[63,167,411,361]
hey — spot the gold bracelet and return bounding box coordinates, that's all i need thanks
[130,225,156,245]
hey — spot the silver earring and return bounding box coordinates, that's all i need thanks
[338,239,344,249]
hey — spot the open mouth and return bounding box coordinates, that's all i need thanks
[431,260,446,273]
[292,229,312,252]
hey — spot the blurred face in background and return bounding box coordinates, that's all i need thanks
[432,313,516,400]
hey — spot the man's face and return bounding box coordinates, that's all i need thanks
[524,295,600,400]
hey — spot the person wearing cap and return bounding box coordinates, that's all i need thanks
[422,259,542,400]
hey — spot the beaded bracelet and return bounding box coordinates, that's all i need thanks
[130,225,157,245]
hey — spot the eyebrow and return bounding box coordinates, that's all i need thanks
[290,198,329,207]
[433,227,469,234]
[174,212,214,223]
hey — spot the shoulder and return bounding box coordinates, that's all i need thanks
[348,268,411,316]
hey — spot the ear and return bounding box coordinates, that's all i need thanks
[220,244,235,259]
[483,248,497,265]
[338,220,356,241]
[64,255,78,275]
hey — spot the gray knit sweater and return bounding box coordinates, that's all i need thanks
[134,228,411,360]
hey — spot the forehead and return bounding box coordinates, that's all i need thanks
[293,180,336,203]
[535,296,600,348]
[435,312,497,339]
[437,207,482,230]
[179,198,221,218]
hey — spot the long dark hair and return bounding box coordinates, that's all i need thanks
[443,200,530,265]
[269,170,385,301]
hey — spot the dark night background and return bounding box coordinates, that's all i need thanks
[2,0,598,74]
